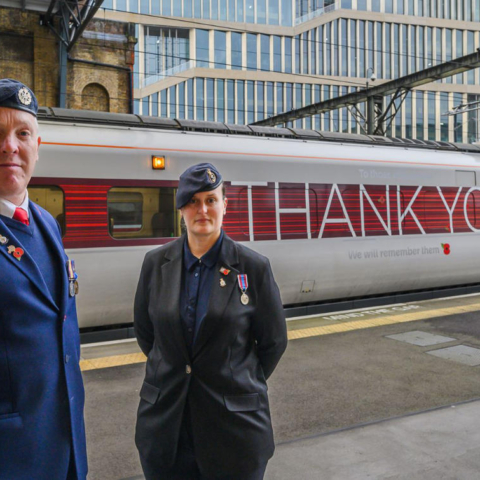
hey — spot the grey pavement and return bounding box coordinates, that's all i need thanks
[266,399,480,480]
[83,295,480,479]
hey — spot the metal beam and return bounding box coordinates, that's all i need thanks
[252,50,480,129]
[41,0,104,52]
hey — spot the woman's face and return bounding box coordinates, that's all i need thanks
[180,185,227,239]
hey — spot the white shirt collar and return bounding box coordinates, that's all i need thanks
[0,190,30,219]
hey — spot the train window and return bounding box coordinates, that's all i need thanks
[27,185,65,236]
[107,187,180,239]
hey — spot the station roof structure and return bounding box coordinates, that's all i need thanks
[252,50,480,135]
[2,0,104,51]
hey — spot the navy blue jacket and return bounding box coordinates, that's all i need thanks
[0,202,87,480]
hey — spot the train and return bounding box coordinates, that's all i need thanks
[30,107,480,331]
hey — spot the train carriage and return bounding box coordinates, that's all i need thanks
[32,108,480,331]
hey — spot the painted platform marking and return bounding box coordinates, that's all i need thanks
[80,301,480,371]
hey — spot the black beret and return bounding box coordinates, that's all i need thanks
[0,79,38,117]
[176,163,223,209]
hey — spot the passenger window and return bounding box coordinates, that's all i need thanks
[107,187,180,239]
[27,185,65,236]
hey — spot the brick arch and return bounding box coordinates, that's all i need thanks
[70,67,120,112]
[81,83,110,111]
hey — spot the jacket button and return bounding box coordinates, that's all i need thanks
[65,355,70,363]
[185,365,192,374]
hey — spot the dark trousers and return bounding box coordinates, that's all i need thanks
[142,409,267,480]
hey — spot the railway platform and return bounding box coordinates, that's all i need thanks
[81,292,480,479]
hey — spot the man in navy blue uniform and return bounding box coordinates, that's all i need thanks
[0,79,88,480]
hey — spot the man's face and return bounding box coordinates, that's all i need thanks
[180,185,227,239]
[0,107,41,205]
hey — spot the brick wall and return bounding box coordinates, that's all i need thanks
[0,7,136,113]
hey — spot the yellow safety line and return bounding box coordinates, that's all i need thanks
[80,302,480,371]
[288,302,480,340]
[80,353,146,371]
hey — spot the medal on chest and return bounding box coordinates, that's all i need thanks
[237,274,249,305]
[67,259,79,297]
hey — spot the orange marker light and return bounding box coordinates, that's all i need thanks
[152,156,165,170]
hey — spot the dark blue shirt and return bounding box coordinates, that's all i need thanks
[180,230,224,356]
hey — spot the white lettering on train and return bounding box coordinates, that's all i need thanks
[235,183,480,239]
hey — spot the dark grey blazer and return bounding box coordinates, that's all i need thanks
[134,234,288,477]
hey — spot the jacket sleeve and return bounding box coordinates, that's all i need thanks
[251,259,288,379]
[134,254,155,356]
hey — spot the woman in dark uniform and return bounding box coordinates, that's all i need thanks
[134,163,288,480]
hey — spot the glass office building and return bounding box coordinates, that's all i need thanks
[101,0,480,142]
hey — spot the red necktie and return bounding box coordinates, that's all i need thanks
[13,207,29,226]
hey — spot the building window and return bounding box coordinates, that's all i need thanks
[269,0,280,25]
[247,80,255,123]
[107,187,179,239]
[178,83,185,119]
[215,31,227,69]
[273,36,282,72]
[247,33,257,70]
[257,0,267,23]
[277,82,283,114]
[231,32,243,70]
[207,79,214,121]
[416,91,424,140]
[161,90,167,117]
[196,29,210,68]
[237,80,245,124]
[227,79,235,123]
[217,79,225,122]
[196,78,205,120]
[285,37,292,73]
[169,86,176,118]
[261,35,270,71]
[281,0,292,26]
[246,0,255,22]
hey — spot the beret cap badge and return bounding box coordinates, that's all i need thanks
[18,87,32,106]
[176,163,223,209]
[207,168,216,184]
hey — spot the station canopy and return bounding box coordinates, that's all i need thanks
[2,0,52,12]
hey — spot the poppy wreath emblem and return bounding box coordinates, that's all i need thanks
[441,243,451,255]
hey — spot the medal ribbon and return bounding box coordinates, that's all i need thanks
[237,274,248,292]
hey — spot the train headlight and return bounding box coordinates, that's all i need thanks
[152,156,165,170]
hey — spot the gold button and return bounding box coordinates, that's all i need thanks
[186,365,192,374]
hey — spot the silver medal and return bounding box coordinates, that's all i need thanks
[241,293,249,305]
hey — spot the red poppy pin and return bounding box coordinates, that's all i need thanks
[441,243,451,255]
[219,267,231,276]
[7,245,24,261]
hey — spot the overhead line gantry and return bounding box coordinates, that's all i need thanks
[252,50,480,136]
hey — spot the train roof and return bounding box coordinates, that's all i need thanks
[37,107,480,154]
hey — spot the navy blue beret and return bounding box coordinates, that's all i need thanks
[176,163,223,209]
[0,79,38,117]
